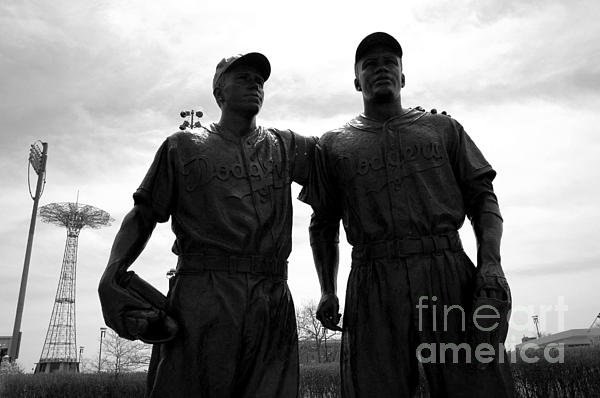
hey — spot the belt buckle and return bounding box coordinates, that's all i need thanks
[250,255,260,274]
[361,245,371,260]
[268,257,277,275]
[228,256,238,276]
[386,240,398,259]
[241,257,254,273]
[397,238,412,257]
[437,234,449,252]
[421,236,436,254]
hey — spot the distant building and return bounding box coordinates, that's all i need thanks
[516,328,600,351]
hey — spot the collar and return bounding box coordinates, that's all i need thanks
[210,123,262,144]
[347,108,426,132]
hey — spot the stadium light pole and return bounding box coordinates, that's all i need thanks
[9,141,48,361]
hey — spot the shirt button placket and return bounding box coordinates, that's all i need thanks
[241,136,264,222]
[384,122,408,235]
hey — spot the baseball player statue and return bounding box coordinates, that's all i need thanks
[99,52,315,397]
[300,32,515,397]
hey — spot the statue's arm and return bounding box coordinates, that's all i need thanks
[105,203,157,274]
[468,179,512,348]
[98,203,158,339]
[298,135,343,330]
[466,177,509,301]
[447,120,509,301]
[472,208,503,276]
[310,210,343,331]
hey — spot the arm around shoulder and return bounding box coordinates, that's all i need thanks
[288,130,318,186]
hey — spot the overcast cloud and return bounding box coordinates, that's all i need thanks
[1,0,599,370]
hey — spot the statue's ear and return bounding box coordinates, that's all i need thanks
[213,87,224,107]
[354,78,362,92]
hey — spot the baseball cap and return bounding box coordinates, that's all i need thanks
[212,52,271,90]
[355,32,403,63]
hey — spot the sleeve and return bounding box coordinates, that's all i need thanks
[449,121,501,221]
[288,130,318,186]
[298,137,342,220]
[450,121,496,183]
[132,139,177,223]
[299,137,342,247]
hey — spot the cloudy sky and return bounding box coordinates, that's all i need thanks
[1,0,599,371]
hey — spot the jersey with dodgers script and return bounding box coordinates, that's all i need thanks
[299,108,497,245]
[135,124,317,260]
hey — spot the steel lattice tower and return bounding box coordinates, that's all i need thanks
[34,202,112,373]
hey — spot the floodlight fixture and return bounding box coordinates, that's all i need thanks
[178,108,203,130]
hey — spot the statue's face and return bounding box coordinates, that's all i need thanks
[354,47,404,103]
[218,64,265,116]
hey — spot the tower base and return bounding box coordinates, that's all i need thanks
[34,361,79,374]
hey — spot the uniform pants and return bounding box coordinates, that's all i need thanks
[146,271,299,398]
[341,249,515,398]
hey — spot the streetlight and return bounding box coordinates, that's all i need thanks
[78,346,84,373]
[179,109,203,130]
[98,327,106,372]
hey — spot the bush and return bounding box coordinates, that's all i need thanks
[0,372,146,398]
[2,347,599,398]
[300,363,339,398]
[298,362,429,398]
[511,346,600,398]
[0,361,24,376]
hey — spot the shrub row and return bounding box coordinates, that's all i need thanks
[511,346,600,398]
[2,348,599,398]
[298,362,429,398]
[0,373,146,398]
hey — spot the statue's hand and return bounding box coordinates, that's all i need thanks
[316,293,342,332]
[430,108,451,118]
[98,262,153,340]
[122,308,179,344]
[99,262,179,343]
[416,106,452,117]
[122,309,161,338]
[474,264,510,302]
[470,264,511,364]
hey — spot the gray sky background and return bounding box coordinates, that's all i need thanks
[1,0,599,371]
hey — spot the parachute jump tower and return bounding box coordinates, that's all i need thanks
[34,202,112,373]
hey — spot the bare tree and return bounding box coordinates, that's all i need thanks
[79,357,98,374]
[296,301,340,363]
[95,329,152,374]
[0,359,24,375]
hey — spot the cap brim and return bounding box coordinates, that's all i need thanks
[228,52,271,82]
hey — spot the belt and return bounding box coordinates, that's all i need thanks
[352,231,462,261]
[176,253,288,279]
